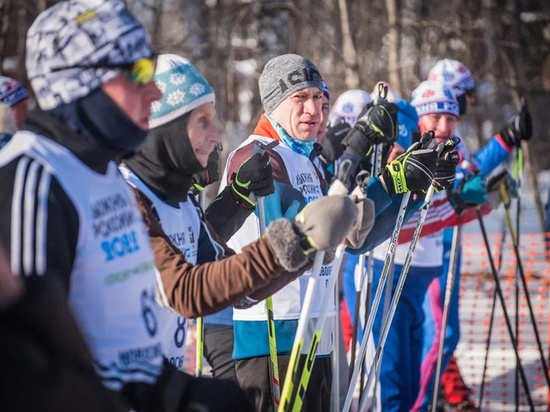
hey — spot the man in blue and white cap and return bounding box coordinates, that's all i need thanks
[368,80,464,412]
[415,60,533,410]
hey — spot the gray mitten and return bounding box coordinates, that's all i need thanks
[346,186,375,249]
[266,196,358,271]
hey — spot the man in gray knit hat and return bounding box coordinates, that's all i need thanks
[220,53,377,412]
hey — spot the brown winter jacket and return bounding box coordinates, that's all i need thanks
[134,188,310,319]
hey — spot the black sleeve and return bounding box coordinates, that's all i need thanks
[204,185,255,242]
[0,155,79,294]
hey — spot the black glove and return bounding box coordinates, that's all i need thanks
[342,102,399,157]
[230,152,274,207]
[192,149,220,191]
[498,103,532,147]
[320,121,351,163]
[434,147,460,191]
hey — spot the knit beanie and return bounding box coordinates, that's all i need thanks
[0,77,29,107]
[322,80,330,100]
[259,54,323,115]
[428,59,474,97]
[411,81,459,118]
[26,0,153,110]
[148,54,215,129]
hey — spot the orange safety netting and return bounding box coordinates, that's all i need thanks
[178,232,550,410]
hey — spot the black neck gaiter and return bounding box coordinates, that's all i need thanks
[48,88,149,155]
[124,113,204,206]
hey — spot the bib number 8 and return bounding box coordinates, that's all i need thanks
[141,287,158,337]
[174,317,187,348]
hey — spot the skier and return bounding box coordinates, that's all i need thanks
[0,2,359,411]
[0,76,29,148]
[122,53,337,380]
[0,104,17,149]
[414,59,533,411]
[221,53,454,411]
[0,76,29,130]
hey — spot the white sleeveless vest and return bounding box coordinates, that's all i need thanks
[222,135,337,322]
[2,132,164,390]
[120,165,201,369]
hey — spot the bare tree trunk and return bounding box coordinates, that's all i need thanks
[337,0,359,89]
[385,0,402,94]
[0,0,12,75]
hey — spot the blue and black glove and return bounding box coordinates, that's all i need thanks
[448,173,487,214]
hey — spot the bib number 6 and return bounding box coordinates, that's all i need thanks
[141,287,158,337]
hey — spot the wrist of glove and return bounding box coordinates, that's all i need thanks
[192,149,220,191]
[448,174,487,214]
[266,196,358,271]
[230,152,274,207]
[382,145,438,197]
[498,104,532,148]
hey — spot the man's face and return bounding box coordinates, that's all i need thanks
[419,113,458,144]
[316,95,330,145]
[101,72,162,130]
[187,102,221,167]
[269,87,323,141]
[11,99,29,130]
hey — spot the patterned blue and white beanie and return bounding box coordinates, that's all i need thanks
[0,77,29,107]
[411,81,459,118]
[428,59,474,97]
[26,0,153,110]
[148,54,215,129]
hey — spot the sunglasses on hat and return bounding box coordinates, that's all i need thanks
[48,56,157,85]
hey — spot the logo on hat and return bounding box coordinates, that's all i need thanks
[343,103,354,114]
[443,71,454,81]
[278,68,321,94]
[422,90,435,99]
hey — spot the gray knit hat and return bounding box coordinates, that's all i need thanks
[259,54,323,115]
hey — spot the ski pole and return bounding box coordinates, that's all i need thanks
[254,140,281,409]
[475,206,535,410]
[430,225,461,410]
[478,219,507,411]
[195,317,204,376]
[343,132,435,412]
[332,272,342,412]
[357,137,459,412]
[513,147,523,411]
[348,252,365,384]
[196,190,206,377]
[351,84,388,378]
[499,180,550,390]
[278,250,326,411]
[358,182,438,412]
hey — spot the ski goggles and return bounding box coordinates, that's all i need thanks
[48,56,157,85]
